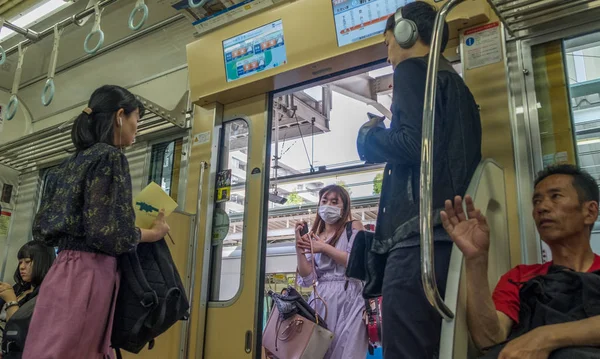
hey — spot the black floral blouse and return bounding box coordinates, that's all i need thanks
[33,143,141,256]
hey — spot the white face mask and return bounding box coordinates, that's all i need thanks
[318,205,342,224]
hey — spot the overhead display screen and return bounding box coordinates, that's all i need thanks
[332,0,415,47]
[223,19,287,83]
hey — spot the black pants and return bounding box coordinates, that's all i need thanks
[382,241,453,359]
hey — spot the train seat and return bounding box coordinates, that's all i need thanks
[439,159,512,359]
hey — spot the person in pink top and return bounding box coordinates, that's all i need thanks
[442,164,600,358]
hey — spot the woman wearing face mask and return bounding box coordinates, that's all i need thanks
[295,184,368,359]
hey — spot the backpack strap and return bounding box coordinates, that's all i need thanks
[119,249,158,309]
[345,220,355,239]
[153,239,179,289]
[343,220,356,292]
[144,287,182,330]
[113,341,154,359]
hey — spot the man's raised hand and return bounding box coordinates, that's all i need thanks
[440,195,490,260]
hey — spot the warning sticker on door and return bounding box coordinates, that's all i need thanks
[193,131,211,146]
[463,22,503,70]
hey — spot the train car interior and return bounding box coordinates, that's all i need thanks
[1,0,600,358]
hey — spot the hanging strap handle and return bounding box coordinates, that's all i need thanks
[129,0,148,31]
[188,0,208,8]
[73,0,98,27]
[0,19,6,66]
[5,43,27,121]
[84,3,104,55]
[42,24,64,106]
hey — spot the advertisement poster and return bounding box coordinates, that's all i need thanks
[0,209,11,237]
[216,169,232,203]
[212,207,230,243]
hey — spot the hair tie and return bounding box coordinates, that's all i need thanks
[82,107,93,115]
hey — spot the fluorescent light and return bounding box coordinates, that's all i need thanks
[0,0,70,43]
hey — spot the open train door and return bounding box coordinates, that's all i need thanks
[184,95,271,359]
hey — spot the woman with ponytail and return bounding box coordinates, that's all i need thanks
[22,85,170,359]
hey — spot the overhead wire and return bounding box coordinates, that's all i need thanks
[292,110,315,174]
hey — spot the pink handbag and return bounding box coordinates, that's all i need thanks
[262,241,334,359]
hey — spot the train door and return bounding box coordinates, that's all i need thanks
[515,24,600,264]
[261,72,392,359]
[188,95,271,359]
[188,66,394,358]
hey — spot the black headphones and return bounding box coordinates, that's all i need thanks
[393,7,419,49]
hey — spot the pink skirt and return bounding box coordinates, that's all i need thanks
[22,250,120,359]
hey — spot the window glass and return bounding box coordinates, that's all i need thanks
[148,139,183,201]
[210,119,250,302]
[564,33,600,252]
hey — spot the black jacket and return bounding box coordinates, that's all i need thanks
[359,56,482,253]
[481,266,600,358]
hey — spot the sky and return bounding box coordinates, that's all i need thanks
[273,89,382,171]
[273,67,394,175]
[221,66,395,214]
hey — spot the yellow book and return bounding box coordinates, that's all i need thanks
[134,182,178,229]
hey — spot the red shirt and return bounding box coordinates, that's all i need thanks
[492,254,600,324]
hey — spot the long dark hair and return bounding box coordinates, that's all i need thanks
[13,240,56,296]
[71,85,145,151]
[310,184,353,248]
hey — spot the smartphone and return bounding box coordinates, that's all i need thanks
[299,222,309,236]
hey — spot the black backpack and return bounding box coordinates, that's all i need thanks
[111,238,189,357]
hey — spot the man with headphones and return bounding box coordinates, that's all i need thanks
[356,1,482,357]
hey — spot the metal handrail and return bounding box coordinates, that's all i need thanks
[420,0,464,321]
[182,161,208,358]
[1,0,119,58]
[2,21,40,41]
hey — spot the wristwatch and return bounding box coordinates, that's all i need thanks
[5,301,19,310]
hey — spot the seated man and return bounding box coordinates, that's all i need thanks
[441,164,600,358]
